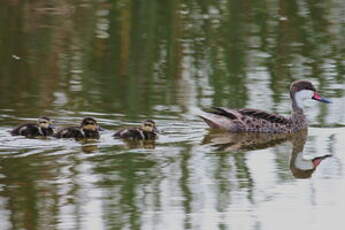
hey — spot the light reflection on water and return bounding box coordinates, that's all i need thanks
[0,114,344,230]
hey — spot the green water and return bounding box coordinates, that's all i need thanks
[0,1,344,229]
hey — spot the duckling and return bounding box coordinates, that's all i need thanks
[54,117,100,139]
[11,116,54,138]
[113,120,158,140]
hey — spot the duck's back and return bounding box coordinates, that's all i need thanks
[114,128,156,140]
[200,107,297,133]
[54,127,83,138]
[11,123,53,137]
[11,123,39,137]
[55,127,100,139]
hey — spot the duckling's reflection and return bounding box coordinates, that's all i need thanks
[79,139,99,153]
[81,144,98,153]
[119,139,156,149]
[202,129,331,178]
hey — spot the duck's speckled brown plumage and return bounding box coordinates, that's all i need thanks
[54,117,100,139]
[11,116,54,138]
[199,80,331,133]
[113,120,158,140]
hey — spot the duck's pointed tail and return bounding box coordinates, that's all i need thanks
[198,114,222,129]
[199,107,242,131]
[198,113,230,129]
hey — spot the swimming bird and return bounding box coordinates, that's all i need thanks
[199,80,331,133]
[54,117,100,139]
[113,120,158,140]
[10,116,55,138]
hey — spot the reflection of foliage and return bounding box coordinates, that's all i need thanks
[91,151,158,229]
[0,0,98,116]
[0,0,343,118]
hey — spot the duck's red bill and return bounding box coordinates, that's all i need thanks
[312,92,331,104]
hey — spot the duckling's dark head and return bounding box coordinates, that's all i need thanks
[81,117,98,131]
[38,116,54,129]
[141,120,158,133]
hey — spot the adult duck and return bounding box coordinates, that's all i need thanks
[199,80,331,133]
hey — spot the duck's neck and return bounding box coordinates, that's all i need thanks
[290,94,307,127]
[291,99,304,114]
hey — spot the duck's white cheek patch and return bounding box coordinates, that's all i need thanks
[295,90,314,108]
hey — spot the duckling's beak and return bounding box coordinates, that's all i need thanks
[98,126,105,131]
[49,123,56,129]
[312,92,331,104]
[154,126,160,133]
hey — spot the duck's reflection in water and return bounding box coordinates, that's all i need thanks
[202,131,291,152]
[202,129,331,178]
[289,131,332,179]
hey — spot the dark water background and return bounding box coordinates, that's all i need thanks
[0,1,344,229]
